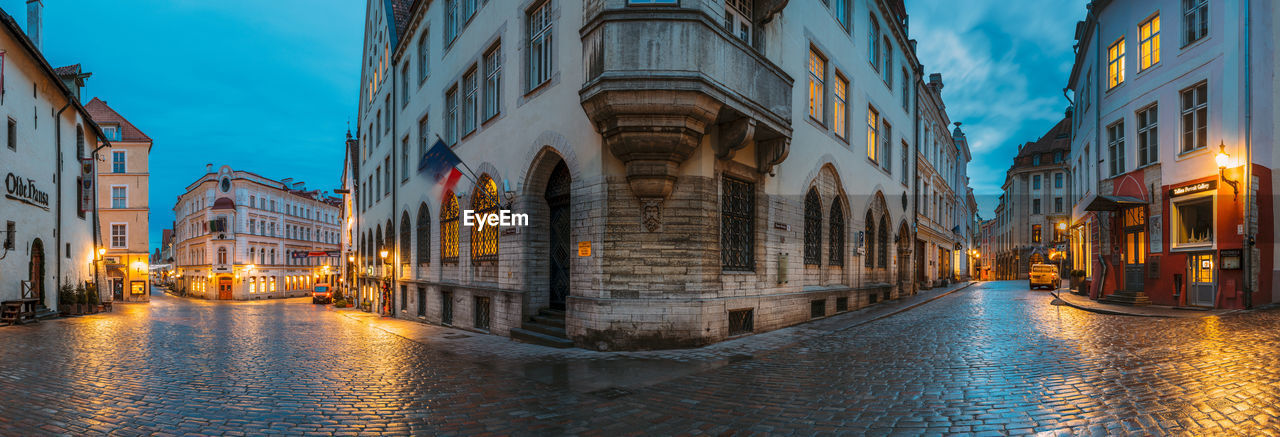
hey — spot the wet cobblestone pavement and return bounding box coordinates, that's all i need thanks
[2,281,1279,435]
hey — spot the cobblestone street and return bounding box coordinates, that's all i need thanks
[2,281,1279,435]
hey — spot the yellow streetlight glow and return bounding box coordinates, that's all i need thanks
[97,248,106,256]
[1215,142,1230,169]
[1056,222,1067,231]
[379,250,388,259]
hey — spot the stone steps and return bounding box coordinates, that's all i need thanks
[511,307,572,348]
[1100,292,1153,306]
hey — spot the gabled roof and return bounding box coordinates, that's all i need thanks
[85,97,152,142]
[1014,116,1071,159]
[53,64,81,76]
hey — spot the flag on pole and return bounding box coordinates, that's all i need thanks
[418,139,464,197]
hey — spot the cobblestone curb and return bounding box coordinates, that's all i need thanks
[1050,291,1241,318]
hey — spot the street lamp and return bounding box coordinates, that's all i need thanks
[1216,141,1239,199]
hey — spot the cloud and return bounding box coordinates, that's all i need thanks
[906,0,1087,217]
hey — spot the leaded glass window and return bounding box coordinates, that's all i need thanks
[878,216,888,268]
[829,200,845,266]
[417,203,430,264]
[441,193,459,262]
[721,176,754,271]
[471,176,499,261]
[803,189,822,265]
[865,212,875,268]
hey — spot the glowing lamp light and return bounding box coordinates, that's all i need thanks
[1056,222,1067,232]
[1215,142,1230,169]
[379,250,389,259]
[348,255,355,263]
[97,248,106,256]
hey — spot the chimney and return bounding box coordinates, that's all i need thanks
[205,163,213,173]
[928,73,944,92]
[26,0,42,50]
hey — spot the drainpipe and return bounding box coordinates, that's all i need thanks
[1088,3,1108,300]
[911,66,921,295]
[1241,0,1253,309]
[389,67,398,318]
[90,139,111,303]
[54,101,69,307]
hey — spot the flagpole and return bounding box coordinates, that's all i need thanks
[435,134,480,184]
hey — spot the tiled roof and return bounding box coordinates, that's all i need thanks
[1015,116,1071,159]
[390,0,415,38]
[85,97,152,142]
[53,64,81,76]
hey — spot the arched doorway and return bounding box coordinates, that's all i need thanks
[29,238,45,307]
[544,161,571,310]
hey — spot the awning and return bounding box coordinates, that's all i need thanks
[107,266,124,277]
[1084,195,1146,212]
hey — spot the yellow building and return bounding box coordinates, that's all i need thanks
[87,98,151,302]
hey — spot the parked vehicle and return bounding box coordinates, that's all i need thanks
[311,283,333,304]
[1029,264,1061,290]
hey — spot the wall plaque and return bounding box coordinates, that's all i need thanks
[1220,249,1241,270]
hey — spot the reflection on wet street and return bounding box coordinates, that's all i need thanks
[1,281,1278,434]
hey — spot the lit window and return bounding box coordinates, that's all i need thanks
[1139,15,1160,71]
[866,107,879,162]
[1173,197,1213,247]
[807,50,826,123]
[833,74,847,139]
[1032,224,1042,243]
[440,192,459,262]
[1107,38,1125,89]
[470,176,499,261]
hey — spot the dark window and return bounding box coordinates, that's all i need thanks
[400,285,407,311]
[865,212,876,268]
[474,296,491,330]
[7,118,15,151]
[441,290,454,324]
[1180,82,1207,153]
[417,286,427,317]
[416,203,430,264]
[1137,104,1159,165]
[803,189,822,265]
[810,299,826,318]
[728,308,754,336]
[836,296,848,312]
[829,200,845,266]
[7,222,17,249]
[400,211,412,264]
[720,176,755,271]
[878,216,888,268]
[1183,0,1208,44]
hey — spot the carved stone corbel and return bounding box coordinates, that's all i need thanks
[756,136,790,175]
[714,117,756,160]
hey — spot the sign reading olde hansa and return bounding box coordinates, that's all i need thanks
[5,172,49,210]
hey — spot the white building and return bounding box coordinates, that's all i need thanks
[0,3,111,320]
[349,0,972,349]
[172,165,342,300]
[1066,0,1278,308]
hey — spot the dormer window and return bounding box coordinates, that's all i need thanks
[724,0,751,42]
[102,124,122,141]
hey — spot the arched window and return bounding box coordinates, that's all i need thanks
[878,215,888,268]
[829,199,845,266]
[399,211,411,264]
[441,192,460,262]
[803,188,822,265]
[375,225,384,263]
[217,247,227,264]
[75,126,85,159]
[471,176,499,261]
[418,30,430,81]
[416,203,430,264]
[249,248,255,264]
[385,219,395,262]
[865,212,875,268]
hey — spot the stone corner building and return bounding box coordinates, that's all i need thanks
[348,0,972,350]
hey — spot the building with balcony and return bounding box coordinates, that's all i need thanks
[0,3,111,321]
[172,165,342,300]
[990,116,1073,280]
[349,0,971,350]
[1066,0,1277,309]
[87,98,151,302]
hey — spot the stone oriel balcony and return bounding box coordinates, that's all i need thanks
[579,7,793,221]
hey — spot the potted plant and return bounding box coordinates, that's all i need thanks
[58,283,76,315]
[1068,269,1086,290]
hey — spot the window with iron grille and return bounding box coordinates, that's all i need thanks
[810,299,826,318]
[829,200,844,266]
[470,176,499,261]
[864,212,875,268]
[417,203,431,264]
[728,308,754,335]
[441,193,460,262]
[803,189,822,265]
[441,291,454,324]
[400,211,411,264]
[417,286,427,317]
[878,216,888,268]
[474,296,491,330]
[720,176,754,271]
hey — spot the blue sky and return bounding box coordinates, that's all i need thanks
[2,0,363,253]
[907,0,1088,220]
[6,0,1087,252]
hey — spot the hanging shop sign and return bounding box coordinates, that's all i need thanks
[5,172,49,210]
[1169,180,1216,197]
